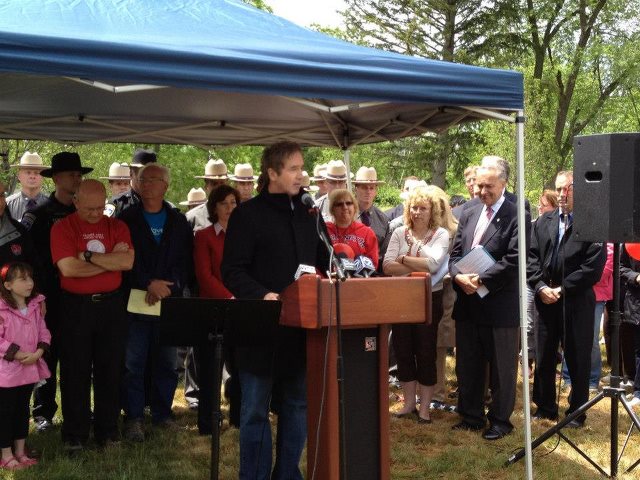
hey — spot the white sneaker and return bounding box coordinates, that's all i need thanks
[627,395,640,408]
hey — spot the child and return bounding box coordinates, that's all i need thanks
[0,262,50,470]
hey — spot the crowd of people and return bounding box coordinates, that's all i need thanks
[0,143,638,478]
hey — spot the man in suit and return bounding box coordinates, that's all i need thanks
[528,170,606,427]
[449,165,530,440]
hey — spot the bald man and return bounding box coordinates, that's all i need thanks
[50,179,134,451]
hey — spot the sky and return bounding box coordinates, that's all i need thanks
[265,0,346,28]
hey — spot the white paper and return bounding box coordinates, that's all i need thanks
[454,246,495,298]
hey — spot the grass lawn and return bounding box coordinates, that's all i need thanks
[3,356,640,479]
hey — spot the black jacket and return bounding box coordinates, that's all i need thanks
[621,248,640,325]
[120,201,193,298]
[449,198,529,327]
[222,188,329,374]
[527,209,606,296]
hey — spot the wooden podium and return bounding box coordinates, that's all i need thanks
[281,274,431,480]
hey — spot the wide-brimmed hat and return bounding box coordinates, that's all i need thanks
[195,159,228,180]
[11,151,47,170]
[400,179,428,200]
[229,163,258,182]
[352,166,385,185]
[179,187,207,206]
[100,162,130,180]
[322,160,352,181]
[130,149,158,168]
[40,152,93,178]
[310,163,328,182]
[302,171,319,192]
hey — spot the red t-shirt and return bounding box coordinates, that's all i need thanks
[50,212,133,294]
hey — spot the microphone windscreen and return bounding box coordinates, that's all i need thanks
[333,242,355,259]
[300,192,316,209]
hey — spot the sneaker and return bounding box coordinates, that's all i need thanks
[124,419,145,442]
[34,416,53,433]
[627,395,640,408]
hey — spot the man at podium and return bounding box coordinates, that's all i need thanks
[222,141,329,480]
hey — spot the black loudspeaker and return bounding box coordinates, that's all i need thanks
[573,133,640,243]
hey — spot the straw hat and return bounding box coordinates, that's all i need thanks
[310,163,328,182]
[229,163,258,182]
[100,162,130,180]
[322,160,352,181]
[302,171,319,192]
[179,187,207,206]
[11,151,46,170]
[352,166,385,185]
[195,159,228,179]
[399,179,428,200]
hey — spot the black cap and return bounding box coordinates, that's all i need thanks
[131,149,157,167]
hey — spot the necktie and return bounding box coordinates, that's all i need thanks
[26,198,37,213]
[361,210,371,226]
[472,206,492,247]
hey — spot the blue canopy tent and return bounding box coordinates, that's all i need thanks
[0,0,532,478]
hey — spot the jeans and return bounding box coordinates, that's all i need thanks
[124,316,178,423]
[562,301,604,388]
[238,369,306,480]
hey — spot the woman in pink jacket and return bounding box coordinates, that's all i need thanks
[0,262,50,471]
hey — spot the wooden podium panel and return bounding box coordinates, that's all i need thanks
[281,275,431,480]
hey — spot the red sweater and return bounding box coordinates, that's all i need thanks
[193,225,233,299]
[326,221,379,268]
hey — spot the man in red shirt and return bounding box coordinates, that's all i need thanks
[50,179,134,452]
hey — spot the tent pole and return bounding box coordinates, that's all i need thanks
[515,109,534,480]
[343,132,352,190]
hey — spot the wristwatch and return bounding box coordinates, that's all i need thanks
[83,250,93,263]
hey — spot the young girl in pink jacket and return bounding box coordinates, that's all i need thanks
[0,262,50,471]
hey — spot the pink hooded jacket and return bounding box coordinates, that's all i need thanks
[593,243,614,302]
[0,294,51,388]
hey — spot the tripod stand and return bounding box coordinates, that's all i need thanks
[507,243,640,476]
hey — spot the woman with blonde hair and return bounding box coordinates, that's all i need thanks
[383,186,454,423]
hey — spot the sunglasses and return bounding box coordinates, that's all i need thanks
[334,201,354,208]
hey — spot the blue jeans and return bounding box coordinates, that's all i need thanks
[238,369,306,480]
[124,316,178,423]
[562,301,604,388]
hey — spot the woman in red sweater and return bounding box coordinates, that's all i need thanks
[193,184,240,433]
[325,189,379,269]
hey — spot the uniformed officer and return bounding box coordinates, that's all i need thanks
[22,152,93,433]
[6,151,48,221]
[185,158,228,232]
[111,149,157,217]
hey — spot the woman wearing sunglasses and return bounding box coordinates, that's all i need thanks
[325,189,379,269]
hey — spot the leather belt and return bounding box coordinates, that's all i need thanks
[64,290,121,303]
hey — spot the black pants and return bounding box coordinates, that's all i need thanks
[32,302,60,422]
[0,384,34,448]
[58,290,128,443]
[534,293,594,422]
[455,321,519,431]
[392,289,444,385]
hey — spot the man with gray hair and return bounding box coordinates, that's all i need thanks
[119,164,193,442]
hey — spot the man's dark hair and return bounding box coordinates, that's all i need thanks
[449,194,467,207]
[256,141,302,192]
[207,184,240,223]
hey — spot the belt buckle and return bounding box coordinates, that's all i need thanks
[91,293,103,302]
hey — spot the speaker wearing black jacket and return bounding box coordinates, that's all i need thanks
[527,171,606,427]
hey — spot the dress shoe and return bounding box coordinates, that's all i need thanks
[34,416,53,433]
[532,411,558,421]
[482,425,510,440]
[393,411,417,419]
[565,419,584,429]
[451,421,483,431]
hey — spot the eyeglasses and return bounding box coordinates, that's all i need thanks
[139,177,166,184]
[334,201,354,208]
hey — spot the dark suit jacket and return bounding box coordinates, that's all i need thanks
[449,199,530,327]
[527,209,605,296]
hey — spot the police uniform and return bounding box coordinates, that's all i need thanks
[21,192,75,425]
[111,189,141,218]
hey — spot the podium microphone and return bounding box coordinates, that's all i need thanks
[354,255,376,277]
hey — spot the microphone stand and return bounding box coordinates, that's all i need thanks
[308,199,348,480]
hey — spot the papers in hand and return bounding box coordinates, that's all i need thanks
[453,246,496,298]
[127,288,161,316]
